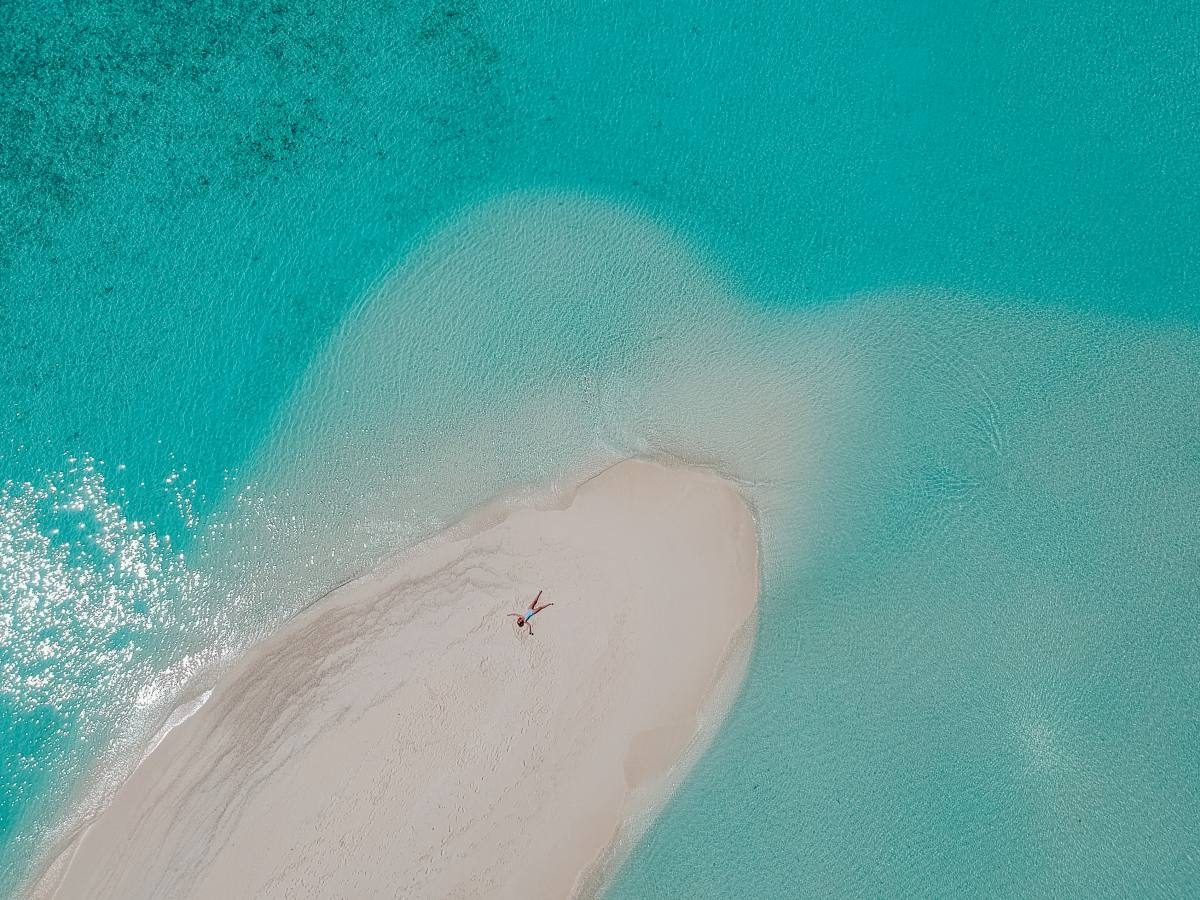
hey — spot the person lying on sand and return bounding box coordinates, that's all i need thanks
[508,590,554,635]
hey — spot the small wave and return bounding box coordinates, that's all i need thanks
[139,690,212,764]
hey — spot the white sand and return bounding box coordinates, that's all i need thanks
[34,459,758,899]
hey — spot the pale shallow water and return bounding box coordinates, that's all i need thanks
[2,2,1198,897]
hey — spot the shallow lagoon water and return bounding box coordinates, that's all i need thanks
[2,1,1198,896]
[256,197,1200,897]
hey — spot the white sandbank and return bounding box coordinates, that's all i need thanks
[34,459,759,899]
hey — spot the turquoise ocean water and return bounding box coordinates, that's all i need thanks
[1,2,1197,896]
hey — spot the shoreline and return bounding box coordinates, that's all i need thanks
[31,458,760,899]
[21,456,620,900]
[572,602,758,898]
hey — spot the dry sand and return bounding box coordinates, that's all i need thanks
[34,459,759,899]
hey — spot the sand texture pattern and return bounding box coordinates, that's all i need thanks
[38,460,759,899]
